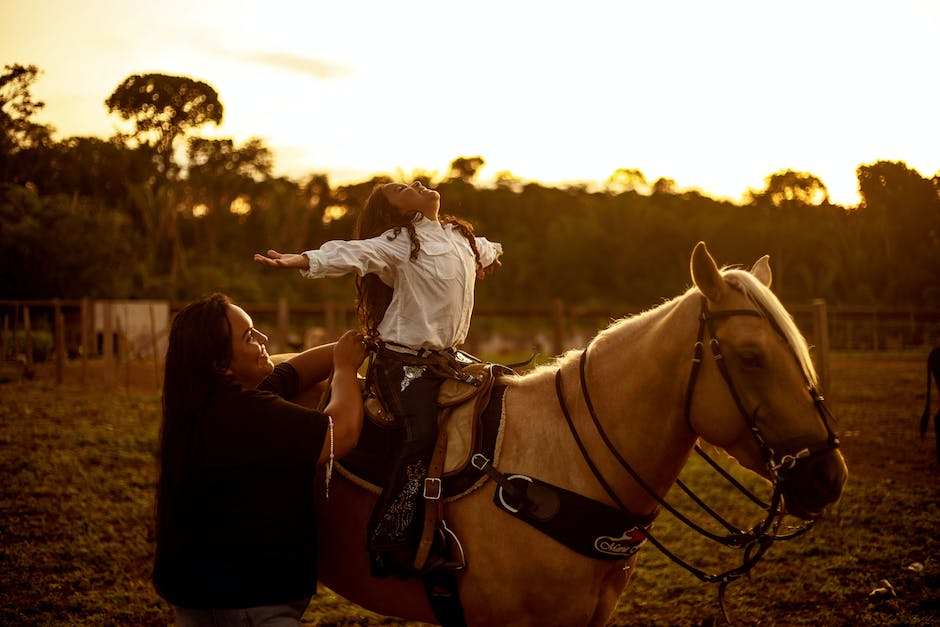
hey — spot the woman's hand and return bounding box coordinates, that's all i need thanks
[333,330,367,372]
[253,250,309,269]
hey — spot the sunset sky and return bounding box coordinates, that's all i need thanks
[3,0,939,206]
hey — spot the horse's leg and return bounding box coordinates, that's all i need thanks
[447,491,632,627]
[922,350,935,438]
[934,408,940,463]
[315,473,438,623]
[587,556,638,626]
[927,349,940,463]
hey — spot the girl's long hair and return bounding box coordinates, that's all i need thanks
[154,293,233,559]
[353,183,482,337]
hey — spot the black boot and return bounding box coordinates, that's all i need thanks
[367,461,427,578]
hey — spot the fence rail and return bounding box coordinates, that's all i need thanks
[3,298,940,393]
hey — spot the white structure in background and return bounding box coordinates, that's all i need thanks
[94,301,169,359]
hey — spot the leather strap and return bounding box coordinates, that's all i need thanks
[422,570,467,627]
[414,410,451,570]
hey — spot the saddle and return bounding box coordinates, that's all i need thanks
[344,355,512,572]
[363,360,499,476]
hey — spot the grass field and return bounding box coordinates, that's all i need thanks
[0,352,938,626]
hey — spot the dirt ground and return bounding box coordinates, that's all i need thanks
[3,350,939,626]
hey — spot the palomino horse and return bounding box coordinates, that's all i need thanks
[304,242,848,626]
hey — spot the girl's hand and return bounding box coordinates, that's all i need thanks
[253,250,309,269]
[477,258,502,279]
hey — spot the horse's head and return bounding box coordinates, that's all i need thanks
[686,242,847,520]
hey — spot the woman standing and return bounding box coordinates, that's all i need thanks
[153,293,366,625]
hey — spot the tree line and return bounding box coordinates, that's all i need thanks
[2,64,939,311]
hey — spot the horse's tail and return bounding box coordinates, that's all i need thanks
[922,348,939,438]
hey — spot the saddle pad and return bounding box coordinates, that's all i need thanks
[338,385,508,501]
[444,402,475,475]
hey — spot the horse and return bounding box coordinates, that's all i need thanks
[298,242,848,626]
[920,347,940,462]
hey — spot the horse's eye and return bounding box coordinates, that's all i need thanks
[739,352,763,370]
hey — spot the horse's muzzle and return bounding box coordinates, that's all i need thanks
[778,449,848,520]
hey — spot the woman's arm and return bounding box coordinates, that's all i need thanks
[283,341,337,391]
[318,330,366,463]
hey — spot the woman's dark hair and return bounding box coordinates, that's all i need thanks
[154,293,233,559]
[353,183,482,337]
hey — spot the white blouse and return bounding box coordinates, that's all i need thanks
[301,216,503,351]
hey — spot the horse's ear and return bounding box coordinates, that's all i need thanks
[750,254,772,287]
[691,241,727,303]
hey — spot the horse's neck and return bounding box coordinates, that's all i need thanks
[573,296,700,513]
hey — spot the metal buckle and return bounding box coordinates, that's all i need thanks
[423,477,442,500]
[471,453,490,470]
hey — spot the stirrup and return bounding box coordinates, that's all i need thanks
[425,520,466,573]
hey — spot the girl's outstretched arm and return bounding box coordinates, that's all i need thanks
[253,249,308,269]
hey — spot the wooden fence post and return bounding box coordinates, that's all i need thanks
[812,299,830,397]
[81,298,90,384]
[552,299,566,357]
[276,297,290,354]
[118,306,130,392]
[2,314,8,362]
[54,299,65,385]
[23,306,33,370]
[102,301,114,389]
[325,300,338,340]
[149,303,161,390]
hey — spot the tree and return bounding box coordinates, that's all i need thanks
[105,73,224,283]
[607,168,648,194]
[651,177,676,196]
[0,184,135,298]
[741,170,833,296]
[105,73,223,180]
[447,156,485,183]
[856,161,940,304]
[0,64,54,182]
[183,136,274,258]
[747,169,830,208]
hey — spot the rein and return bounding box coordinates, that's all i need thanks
[555,295,840,619]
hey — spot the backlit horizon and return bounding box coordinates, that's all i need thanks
[3,0,939,206]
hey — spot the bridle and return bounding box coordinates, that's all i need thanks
[686,296,840,486]
[555,294,841,618]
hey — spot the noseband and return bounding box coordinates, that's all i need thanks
[555,294,841,615]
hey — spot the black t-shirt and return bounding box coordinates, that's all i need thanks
[153,363,330,609]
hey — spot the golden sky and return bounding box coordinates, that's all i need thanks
[3,0,940,206]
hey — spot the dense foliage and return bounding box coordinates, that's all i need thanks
[2,64,939,307]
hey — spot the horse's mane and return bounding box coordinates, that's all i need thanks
[718,267,819,387]
[512,302,673,382]
[509,266,818,388]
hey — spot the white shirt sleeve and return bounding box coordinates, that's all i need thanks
[475,237,503,268]
[300,230,411,282]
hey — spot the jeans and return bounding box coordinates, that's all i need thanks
[173,598,309,626]
[367,354,445,551]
